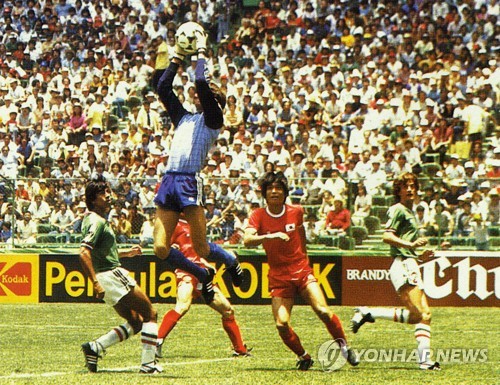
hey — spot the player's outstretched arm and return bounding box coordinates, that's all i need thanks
[243,227,289,247]
[194,31,224,129]
[157,60,187,127]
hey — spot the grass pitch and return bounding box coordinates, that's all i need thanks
[0,304,497,385]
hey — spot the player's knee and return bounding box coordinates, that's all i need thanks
[313,305,332,321]
[276,322,291,334]
[421,310,431,323]
[154,244,169,260]
[222,306,234,319]
[175,303,191,316]
[408,308,430,324]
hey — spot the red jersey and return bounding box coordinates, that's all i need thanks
[248,204,310,276]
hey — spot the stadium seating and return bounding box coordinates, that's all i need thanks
[372,206,389,223]
[422,163,442,178]
[350,226,368,245]
[364,216,381,235]
[37,224,55,234]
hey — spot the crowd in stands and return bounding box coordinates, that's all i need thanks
[0,0,498,248]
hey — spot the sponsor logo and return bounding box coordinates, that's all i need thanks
[421,256,500,301]
[0,262,31,296]
[39,255,342,304]
[346,269,390,280]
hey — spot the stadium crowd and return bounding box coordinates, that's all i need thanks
[0,0,498,248]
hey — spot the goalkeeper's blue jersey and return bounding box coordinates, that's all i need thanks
[165,113,219,174]
[157,58,223,175]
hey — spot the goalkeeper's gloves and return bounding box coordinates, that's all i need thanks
[172,45,187,62]
[195,29,208,54]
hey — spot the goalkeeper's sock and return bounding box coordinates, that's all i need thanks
[278,326,305,357]
[166,248,208,282]
[208,242,237,266]
[415,323,432,364]
[92,322,134,355]
[370,307,410,323]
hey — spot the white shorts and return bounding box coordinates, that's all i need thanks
[96,267,137,306]
[389,256,423,292]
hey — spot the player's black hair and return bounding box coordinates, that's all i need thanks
[393,172,419,203]
[85,175,108,211]
[259,171,289,200]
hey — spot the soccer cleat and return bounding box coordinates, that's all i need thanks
[345,348,360,366]
[419,361,441,371]
[232,345,253,357]
[227,262,244,287]
[140,361,163,374]
[350,307,375,334]
[201,266,216,304]
[296,354,314,371]
[81,342,99,373]
[156,339,164,359]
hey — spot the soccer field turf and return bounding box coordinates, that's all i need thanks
[0,304,497,385]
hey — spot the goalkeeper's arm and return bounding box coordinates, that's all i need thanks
[157,61,188,127]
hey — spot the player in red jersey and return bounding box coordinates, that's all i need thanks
[156,217,251,358]
[243,171,358,370]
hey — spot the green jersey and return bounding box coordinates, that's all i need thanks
[81,212,120,273]
[385,203,419,259]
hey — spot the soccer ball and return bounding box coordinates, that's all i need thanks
[175,22,205,54]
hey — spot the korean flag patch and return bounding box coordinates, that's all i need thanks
[285,223,295,232]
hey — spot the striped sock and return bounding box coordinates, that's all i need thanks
[415,323,432,364]
[370,308,410,323]
[141,322,158,365]
[93,323,133,355]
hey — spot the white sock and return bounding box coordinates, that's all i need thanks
[370,308,410,323]
[415,323,432,364]
[93,322,134,355]
[141,322,158,365]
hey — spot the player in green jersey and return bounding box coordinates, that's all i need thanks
[350,172,440,371]
[79,176,162,374]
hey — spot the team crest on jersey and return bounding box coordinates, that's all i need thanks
[285,223,295,232]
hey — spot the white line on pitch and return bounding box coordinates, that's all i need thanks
[0,358,237,379]
[0,372,66,379]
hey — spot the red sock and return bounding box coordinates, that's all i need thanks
[324,314,347,343]
[222,315,246,353]
[158,310,182,339]
[278,326,305,356]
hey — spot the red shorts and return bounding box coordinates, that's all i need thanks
[176,271,202,300]
[269,267,317,298]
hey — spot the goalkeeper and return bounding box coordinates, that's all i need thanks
[153,27,243,304]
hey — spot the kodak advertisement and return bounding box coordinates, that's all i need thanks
[0,254,39,303]
[38,254,343,305]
